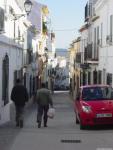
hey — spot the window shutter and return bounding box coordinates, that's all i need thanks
[0,7,4,32]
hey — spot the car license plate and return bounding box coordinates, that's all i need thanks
[96,113,112,118]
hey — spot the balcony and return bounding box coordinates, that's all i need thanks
[80,63,90,69]
[84,43,99,64]
[93,43,99,61]
[76,52,81,63]
[84,44,92,61]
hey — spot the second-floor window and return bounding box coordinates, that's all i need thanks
[110,15,113,42]
[2,54,9,106]
[100,23,103,46]
[94,26,99,60]
[0,7,4,33]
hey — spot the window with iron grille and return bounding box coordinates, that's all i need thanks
[83,71,87,85]
[2,54,9,105]
[88,71,91,85]
[110,15,113,43]
[0,7,4,32]
[98,70,102,84]
[107,73,112,85]
[93,70,97,84]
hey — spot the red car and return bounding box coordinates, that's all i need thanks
[74,85,113,129]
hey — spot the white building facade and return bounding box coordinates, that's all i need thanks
[78,0,113,87]
[93,0,113,86]
[0,0,50,125]
[0,0,26,124]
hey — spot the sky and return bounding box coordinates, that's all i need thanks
[36,0,87,49]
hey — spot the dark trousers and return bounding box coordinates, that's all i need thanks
[15,105,24,124]
[37,105,49,126]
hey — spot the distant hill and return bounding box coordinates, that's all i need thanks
[55,48,69,57]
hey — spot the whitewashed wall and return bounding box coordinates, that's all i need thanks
[0,0,25,124]
[93,0,113,85]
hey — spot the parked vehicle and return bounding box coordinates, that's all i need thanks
[54,84,69,91]
[74,85,113,129]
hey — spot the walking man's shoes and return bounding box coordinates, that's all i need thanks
[38,124,41,128]
[16,121,19,127]
[38,122,41,128]
[44,121,47,127]
[20,120,23,128]
[44,124,47,127]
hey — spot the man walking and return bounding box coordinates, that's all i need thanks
[11,79,28,128]
[36,83,53,128]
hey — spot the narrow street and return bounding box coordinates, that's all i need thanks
[0,92,113,150]
[1,0,113,149]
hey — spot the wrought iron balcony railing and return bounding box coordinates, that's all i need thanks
[76,52,81,63]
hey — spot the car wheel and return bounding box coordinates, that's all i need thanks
[80,120,85,130]
[76,115,79,124]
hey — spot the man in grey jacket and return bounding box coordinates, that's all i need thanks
[36,83,53,128]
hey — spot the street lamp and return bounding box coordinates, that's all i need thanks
[12,0,33,39]
[13,0,33,20]
[24,0,33,16]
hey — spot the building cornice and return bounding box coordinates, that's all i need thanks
[91,15,100,22]
[79,23,89,32]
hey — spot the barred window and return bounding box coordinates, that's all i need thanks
[2,54,9,105]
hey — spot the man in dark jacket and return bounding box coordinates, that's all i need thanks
[36,83,53,128]
[11,79,28,128]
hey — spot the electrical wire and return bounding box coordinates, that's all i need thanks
[53,28,78,32]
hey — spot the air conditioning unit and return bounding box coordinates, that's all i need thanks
[0,7,5,32]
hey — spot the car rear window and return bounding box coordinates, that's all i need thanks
[82,86,113,101]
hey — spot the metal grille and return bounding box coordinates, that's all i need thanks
[61,139,81,143]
